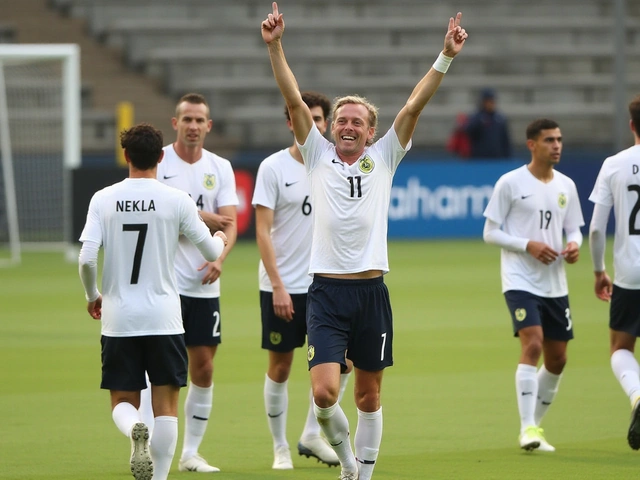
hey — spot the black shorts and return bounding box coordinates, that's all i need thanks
[504,290,574,341]
[180,295,222,347]
[260,290,308,352]
[100,334,187,391]
[306,275,393,372]
[610,285,640,336]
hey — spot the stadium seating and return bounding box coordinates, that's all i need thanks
[48,0,640,151]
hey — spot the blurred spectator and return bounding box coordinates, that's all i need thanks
[466,88,512,159]
[447,113,471,158]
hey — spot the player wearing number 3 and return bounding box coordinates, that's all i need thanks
[262,3,467,479]
[483,118,584,453]
[78,123,228,480]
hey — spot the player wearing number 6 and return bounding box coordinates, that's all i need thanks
[262,3,467,479]
[588,95,640,450]
[78,123,227,480]
[483,118,584,453]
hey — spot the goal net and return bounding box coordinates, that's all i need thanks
[0,45,81,265]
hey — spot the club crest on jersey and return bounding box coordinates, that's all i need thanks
[270,332,282,345]
[203,173,216,190]
[307,345,315,362]
[515,308,527,322]
[358,155,374,174]
[558,193,567,208]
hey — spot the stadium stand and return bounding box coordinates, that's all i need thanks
[26,0,640,151]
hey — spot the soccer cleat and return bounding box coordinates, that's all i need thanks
[298,436,340,466]
[628,397,640,450]
[272,445,293,470]
[130,423,153,480]
[518,426,541,451]
[535,428,556,452]
[338,470,359,480]
[178,453,220,473]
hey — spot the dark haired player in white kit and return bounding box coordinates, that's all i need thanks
[253,91,352,470]
[78,123,227,480]
[262,3,467,479]
[589,94,640,450]
[483,118,584,453]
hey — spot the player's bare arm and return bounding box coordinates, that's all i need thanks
[526,240,559,265]
[393,12,467,148]
[262,2,314,146]
[199,210,234,232]
[199,206,236,284]
[255,204,295,321]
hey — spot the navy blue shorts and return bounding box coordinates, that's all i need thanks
[260,291,308,352]
[306,275,393,372]
[504,290,574,341]
[100,334,187,391]
[180,295,221,347]
[610,285,640,336]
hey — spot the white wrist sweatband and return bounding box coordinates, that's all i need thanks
[432,52,453,73]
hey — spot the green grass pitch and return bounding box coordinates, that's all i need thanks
[1,239,638,479]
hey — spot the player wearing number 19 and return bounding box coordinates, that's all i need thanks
[78,123,228,480]
[262,3,467,479]
[483,118,584,453]
[588,94,640,450]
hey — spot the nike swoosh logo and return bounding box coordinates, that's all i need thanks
[331,159,343,165]
[267,411,284,418]
[330,441,343,447]
[285,181,298,187]
[163,175,178,179]
[521,195,532,199]
[521,391,533,396]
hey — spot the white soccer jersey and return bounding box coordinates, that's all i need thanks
[589,144,640,288]
[483,165,585,297]
[252,148,312,293]
[157,145,238,297]
[79,178,213,336]
[298,126,410,275]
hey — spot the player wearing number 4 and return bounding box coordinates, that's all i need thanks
[483,118,585,453]
[78,123,228,480]
[139,93,239,473]
[588,95,640,450]
[252,91,353,470]
[262,3,467,479]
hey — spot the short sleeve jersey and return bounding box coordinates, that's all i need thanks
[252,148,312,293]
[79,178,212,336]
[298,126,410,274]
[589,144,640,288]
[483,165,585,297]
[157,145,239,297]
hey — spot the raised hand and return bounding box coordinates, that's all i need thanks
[261,1,284,44]
[443,12,467,57]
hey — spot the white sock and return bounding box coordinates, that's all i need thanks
[264,374,289,447]
[150,416,178,480]
[516,364,538,432]
[534,365,562,426]
[139,373,155,437]
[314,401,357,473]
[112,402,141,437]
[301,387,321,440]
[355,407,382,480]
[611,349,640,406]
[338,372,351,403]
[181,382,213,460]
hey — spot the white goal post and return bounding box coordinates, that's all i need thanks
[0,44,81,265]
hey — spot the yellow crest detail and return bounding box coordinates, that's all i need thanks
[358,155,374,174]
[515,308,527,322]
[203,173,216,190]
[307,345,315,362]
[558,193,567,208]
[270,332,282,345]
